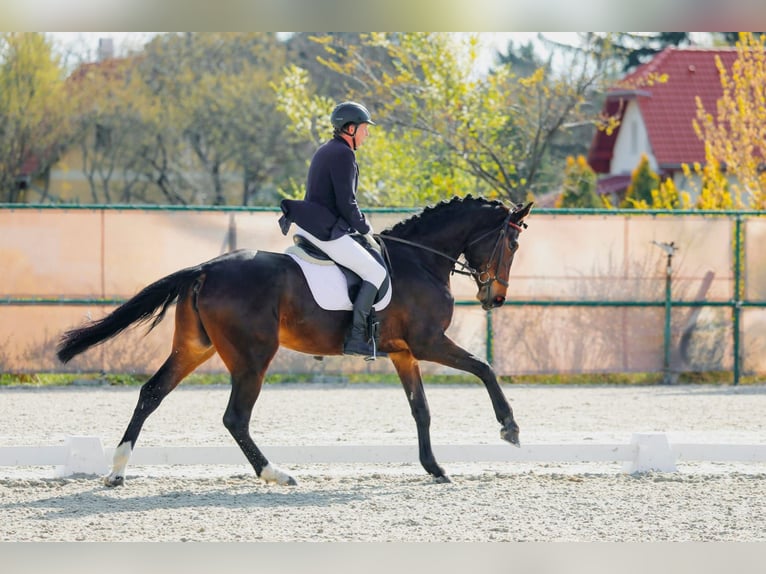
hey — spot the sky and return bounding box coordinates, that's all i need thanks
[49,31,158,60]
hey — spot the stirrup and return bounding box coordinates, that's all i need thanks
[343,332,385,361]
[343,340,376,360]
[365,315,386,360]
[367,334,387,361]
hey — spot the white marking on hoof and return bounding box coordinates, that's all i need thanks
[260,463,297,486]
[104,474,124,487]
[104,442,132,487]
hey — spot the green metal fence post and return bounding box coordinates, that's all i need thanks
[733,215,743,386]
[486,309,494,366]
[653,241,677,385]
[664,256,673,384]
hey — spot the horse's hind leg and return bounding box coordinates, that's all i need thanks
[105,293,214,487]
[221,346,296,486]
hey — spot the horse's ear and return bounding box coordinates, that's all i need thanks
[511,201,533,222]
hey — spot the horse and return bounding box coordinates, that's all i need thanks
[56,195,533,485]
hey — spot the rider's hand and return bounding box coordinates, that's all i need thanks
[365,232,382,255]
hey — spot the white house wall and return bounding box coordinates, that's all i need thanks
[610,100,657,175]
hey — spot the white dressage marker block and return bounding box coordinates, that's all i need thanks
[8,433,764,478]
[623,432,677,473]
[54,436,108,477]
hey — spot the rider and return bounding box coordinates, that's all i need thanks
[278,101,386,359]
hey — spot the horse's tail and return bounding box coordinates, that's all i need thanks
[56,265,203,363]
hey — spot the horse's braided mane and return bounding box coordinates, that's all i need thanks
[382,194,506,238]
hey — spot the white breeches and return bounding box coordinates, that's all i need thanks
[294,225,387,289]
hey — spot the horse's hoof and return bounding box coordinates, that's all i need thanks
[260,463,298,486]
[103,474,124,487]
[500,426,521,447]
[434,474,452,484]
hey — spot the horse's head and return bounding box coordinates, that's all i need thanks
[464,201,533,310]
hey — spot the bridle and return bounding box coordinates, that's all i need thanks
[375,210,526,289]
[464,211,525,289]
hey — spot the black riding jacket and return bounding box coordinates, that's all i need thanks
[279,136,370,240]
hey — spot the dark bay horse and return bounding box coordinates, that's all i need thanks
[56,195,533,485]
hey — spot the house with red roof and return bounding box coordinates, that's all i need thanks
[587,47,738,200]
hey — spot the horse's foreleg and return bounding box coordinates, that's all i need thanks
[389,351,450,482]
[417,336,520,447]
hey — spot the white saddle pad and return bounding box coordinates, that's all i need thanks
[286,250,392,312]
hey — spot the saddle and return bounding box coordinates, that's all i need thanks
[285,234,392,312]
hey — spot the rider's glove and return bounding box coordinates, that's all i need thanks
[365,232,382,255]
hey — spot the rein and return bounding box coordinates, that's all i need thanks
[374,233,479,278]
[374,213,526,287]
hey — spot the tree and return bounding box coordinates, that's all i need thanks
[66,55,160,203]
[555,155,601,208]
[691,32,766,209]
[710,32,765,47]
[651,177,692,210]
[136,33,295,206]
[596,33,692,72]
[274,65,452,207]
[621,154,659,208]
[0,33,71,202]
[277,33,609,206]
[557,33,760,73]
[58,33,303,206]
[682,158,734,210]
[284,33,378,102]
[494,37,598,195]
[494,38,545,77]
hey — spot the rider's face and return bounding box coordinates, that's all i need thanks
[353,123,370,147]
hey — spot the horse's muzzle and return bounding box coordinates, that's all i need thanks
[481,295,506,310]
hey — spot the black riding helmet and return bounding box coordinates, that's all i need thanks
[331,101,376,132]
[331,101,375,150]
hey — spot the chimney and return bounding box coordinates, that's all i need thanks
[97,38,114,61]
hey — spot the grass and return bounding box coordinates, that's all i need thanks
[0,370,761,387]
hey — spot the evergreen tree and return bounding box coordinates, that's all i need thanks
[494,38,544,77]
[621,154,659,208]
[555,155,601,208]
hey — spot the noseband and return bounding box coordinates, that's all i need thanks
[375,211,525,290]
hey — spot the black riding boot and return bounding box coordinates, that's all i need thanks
[343,281,382,360]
